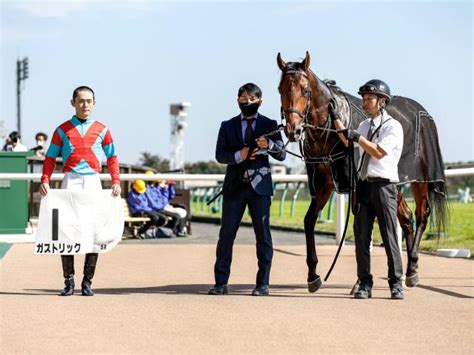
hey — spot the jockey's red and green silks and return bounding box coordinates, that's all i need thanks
[41,116,120,185]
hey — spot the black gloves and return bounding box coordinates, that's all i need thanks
[340,129,361,143]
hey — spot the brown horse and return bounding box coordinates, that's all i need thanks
[277,51,448,293]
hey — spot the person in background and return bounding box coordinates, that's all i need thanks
[31,132,48,157]
[4,131,28,152]
[143,171,186,237]
[2,136,13,151]
[127,179,167,236]
[158,179,187,218]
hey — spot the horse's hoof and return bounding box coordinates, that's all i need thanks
[308,277,322,293]
[406,273,419,288]
[349,281,360,295]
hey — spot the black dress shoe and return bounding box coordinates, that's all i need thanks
[252,285,269,296]
[354,287,372,299]
[208,284,228,295]
[391,286,404,300]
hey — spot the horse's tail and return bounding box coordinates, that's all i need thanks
[429,181,450,235]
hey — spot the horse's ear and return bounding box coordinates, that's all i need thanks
[277,52,286,71]
[302,51,311,71]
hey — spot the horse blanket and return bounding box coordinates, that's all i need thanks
[327,91,446,193]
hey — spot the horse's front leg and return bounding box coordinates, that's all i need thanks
[304,189,333,293]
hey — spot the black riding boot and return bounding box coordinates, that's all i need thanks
[60,255,75,296]
[82,253,98,296]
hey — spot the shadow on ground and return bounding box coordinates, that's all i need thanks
[2,281,471,299]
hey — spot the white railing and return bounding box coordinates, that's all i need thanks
[1,167,473,181]
[0,168,474,182]
[0,173,308,182]
[1,168,473,244]
[444,168,474,177]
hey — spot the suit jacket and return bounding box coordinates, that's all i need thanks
[215,114,286,196]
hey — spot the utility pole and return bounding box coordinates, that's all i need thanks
[16,57,29,135]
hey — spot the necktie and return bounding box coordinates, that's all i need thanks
[360,121,376,181]
[242,119,255,182]
[244,119,254,146]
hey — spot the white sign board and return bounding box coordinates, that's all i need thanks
[35,190,124,255]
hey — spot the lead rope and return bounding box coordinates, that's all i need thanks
[324,94,356,281]
[324,112,391,281]
[324,139,356,281]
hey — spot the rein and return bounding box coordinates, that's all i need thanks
[206,124,290,206]
[324,140,357,282]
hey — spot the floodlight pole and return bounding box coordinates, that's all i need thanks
[169,102,191,181]
[16,57,29,135]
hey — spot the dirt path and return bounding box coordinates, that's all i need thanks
[1,237,473,353]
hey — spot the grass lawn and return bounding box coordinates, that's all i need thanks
[192,199,474,256]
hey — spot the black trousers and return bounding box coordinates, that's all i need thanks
[158,209,186,234]
[353,181,403,289]
[134,211,167,234]
[214,184,273,287]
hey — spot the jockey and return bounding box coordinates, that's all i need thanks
[40,86,121,297]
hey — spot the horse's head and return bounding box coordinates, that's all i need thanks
[277,51,313,142]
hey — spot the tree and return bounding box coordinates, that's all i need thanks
[184,160,226,174]
[138,151,170,172]
[137,153,226,174]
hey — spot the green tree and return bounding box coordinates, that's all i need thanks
[138,151,170,172]
[185,160,226,174]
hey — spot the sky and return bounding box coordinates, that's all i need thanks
[1,0,472,168]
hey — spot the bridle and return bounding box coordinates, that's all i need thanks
[279,70,313,130]
[279,69,345,137]
[279,69,350,163]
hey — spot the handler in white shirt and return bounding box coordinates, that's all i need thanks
[356,111,403,183]
[333,79,405,300]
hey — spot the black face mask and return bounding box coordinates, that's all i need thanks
[239,102,260,117]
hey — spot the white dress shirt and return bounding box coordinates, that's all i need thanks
[356,111,403,182]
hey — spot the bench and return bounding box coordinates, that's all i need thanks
[122,198,150,238]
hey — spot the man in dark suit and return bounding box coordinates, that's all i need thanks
[209,83,286,296]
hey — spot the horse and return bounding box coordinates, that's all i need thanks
[276,51,448,293]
